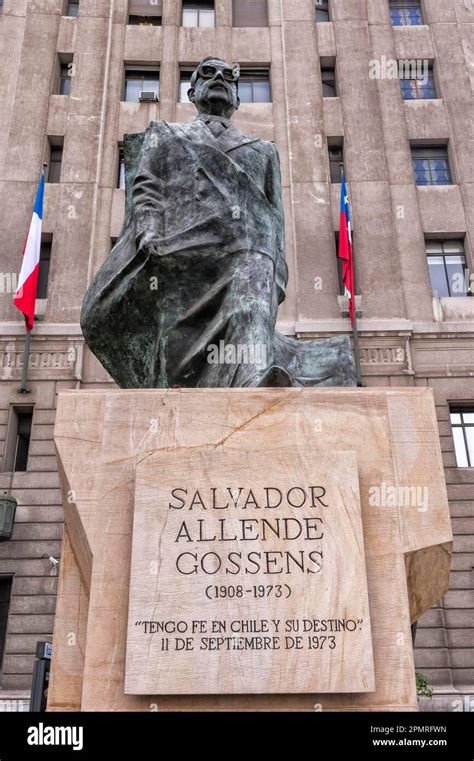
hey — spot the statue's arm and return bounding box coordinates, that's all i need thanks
[131,122,165,255]
[266,144,288,304]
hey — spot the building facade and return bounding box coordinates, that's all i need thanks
[0,0,473,710]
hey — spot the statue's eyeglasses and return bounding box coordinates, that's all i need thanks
[198,63,240,83]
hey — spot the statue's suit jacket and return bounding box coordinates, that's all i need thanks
[81,118,356,389]
[132,117,288,302]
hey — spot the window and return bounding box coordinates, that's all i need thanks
[233,0,268,27]
[38,241,51,300]
[426,239,467,298]
[389,0,423,26]
[328,144,344,183]
[182,1,215,28]
[58,63,72,95]
[0,0,4,15]
[179,69,194,102]
[450,408,474,467]
[321,66,336,97]
[238,70,271,103]
[400,65,436,99]
[3,406,33,472]
[0,578,13,673]
[315,0,329,21]
[47,141,63,184]
[124,68,160,102]
[13,410,32,471]
[128,0,162,25]
[118,145,125,190]
[66,1,79,16]
[411,146,452,186]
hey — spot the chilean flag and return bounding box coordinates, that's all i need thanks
[338,172,355,326]
[14,169,45,332]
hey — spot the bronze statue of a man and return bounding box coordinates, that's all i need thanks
[81,57,355,388]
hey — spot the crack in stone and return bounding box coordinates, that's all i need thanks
[134,395,293,466]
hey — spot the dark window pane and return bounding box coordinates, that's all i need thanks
[238,82,253,103]
[401,70,436,99]
[124,70,160,101]
[182,8,198,25]
[59,77,71,95]
[389,1,423,26]
[445,255,467,296]
[238,72,271,103]
[427,239,467,298]
[128,0,163,17]
[452,426,469,466]
[59,64,71,95]
[37,242,51,299]
[198,8,215,26]
[142,76,160,90]
[125,78,141,102]
[412,147,452,186]
[14,411,32,471]
[322,68,336,97]
[465,427,474,467]
[251,80,271,103]
[322,81,336,97]
[315,1,329,21]
[442,241,464,254]
[451,407,474,467]
[0,578,13,670]
[48,146,63,183]
[179,72,193,102]
[233,0,268,27]
[128,15,162,25]
[118,146,125,189]
[329,146,343,183]
[427,256,449,297]
[67,1,79,16]
[183,1,215,27]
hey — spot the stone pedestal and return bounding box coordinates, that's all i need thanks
[49,388,452,712]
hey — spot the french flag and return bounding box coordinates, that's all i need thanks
[14,169,45,332]
[338,171,355,326]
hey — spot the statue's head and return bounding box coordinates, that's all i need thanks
[188,57,240,119]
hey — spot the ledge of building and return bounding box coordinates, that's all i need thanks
[0,690,30,711]
[278,320,474,337]
[0,323,83,336]
[419,687,474,713]
[0,320,473,339]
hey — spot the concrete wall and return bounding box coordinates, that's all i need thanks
[0,0,473,704]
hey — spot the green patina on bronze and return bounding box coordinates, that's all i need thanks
[81,57,356,388]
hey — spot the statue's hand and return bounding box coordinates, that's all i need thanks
[138,236,161,258]
[145,240,161,257]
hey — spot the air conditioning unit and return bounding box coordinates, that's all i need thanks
[139,90,159,102]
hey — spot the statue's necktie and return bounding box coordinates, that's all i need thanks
[207,120,227,138]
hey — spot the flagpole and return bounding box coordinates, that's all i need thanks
[352,265,363,388]
[340,164,363,387]
[18,330,31,394]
